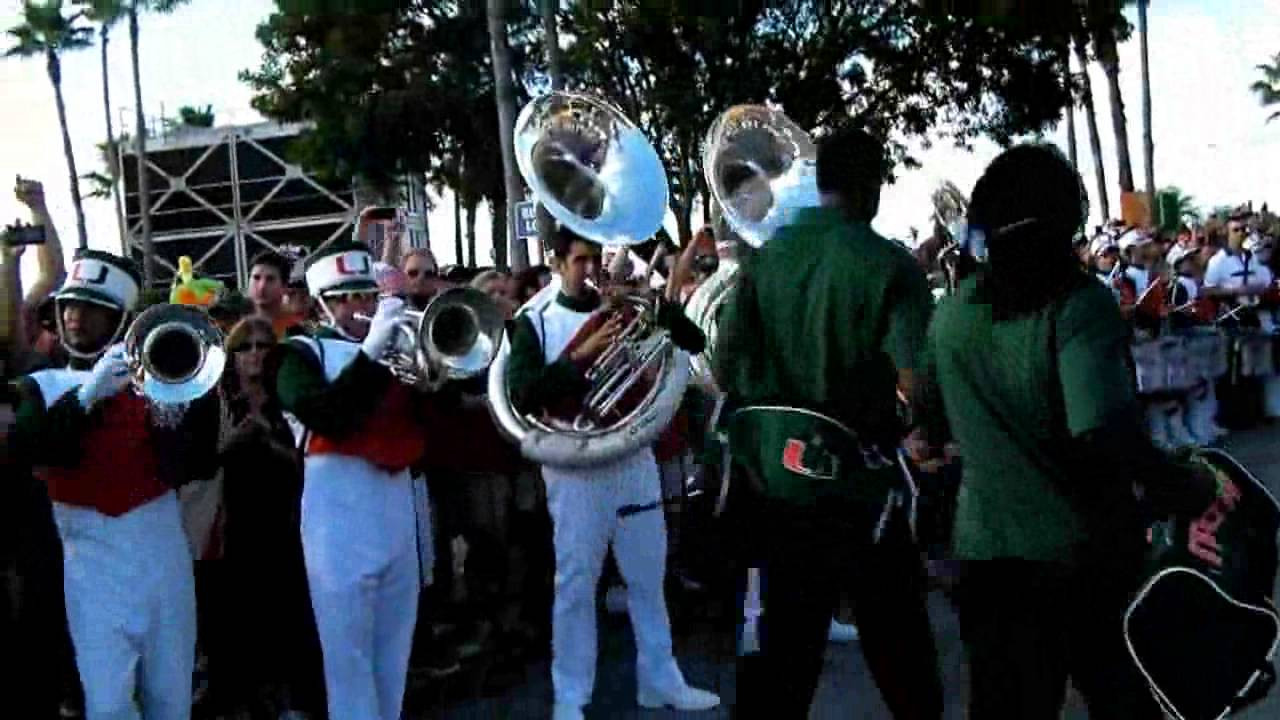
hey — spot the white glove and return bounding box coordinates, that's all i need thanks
[76,343,131,409]
[361,296,405,360]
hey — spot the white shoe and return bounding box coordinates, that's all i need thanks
[552,703,585,720]
[605,585,628,615]
[637,683,720,711]
[829,618,859,644]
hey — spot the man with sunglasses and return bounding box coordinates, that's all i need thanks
[401,248,450,310]
[274,241,438,720]
[1204,214,1272,322]
[7,250,220,720]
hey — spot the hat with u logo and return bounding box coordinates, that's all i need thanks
[303,241,379,297]
[55,250,142,312]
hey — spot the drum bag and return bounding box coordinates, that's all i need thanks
[1126,449,1280,720]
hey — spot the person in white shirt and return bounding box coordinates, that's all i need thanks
[1203,218,1273,329]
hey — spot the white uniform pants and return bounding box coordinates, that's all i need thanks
[52,491,196,720]
[544,448,687,708]
[302,455,424,720]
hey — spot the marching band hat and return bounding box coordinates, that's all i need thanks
[1090,234,1119,257]
[303,241,379,297]
[55,250,142,312]
[1117,227,1153,254]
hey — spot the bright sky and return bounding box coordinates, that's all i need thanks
[2,0,1277,288]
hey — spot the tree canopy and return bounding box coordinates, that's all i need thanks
[243,0,1114,245]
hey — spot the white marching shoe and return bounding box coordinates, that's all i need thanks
[552,703,585,720]
[637,683,721,711]
[829,618,859,644]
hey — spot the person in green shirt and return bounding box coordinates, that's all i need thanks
[716,127,942,719]
[915,144,1218,719]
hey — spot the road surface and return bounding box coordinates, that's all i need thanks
[420,426,1280,719]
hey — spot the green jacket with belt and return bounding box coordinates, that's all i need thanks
[713,207,934,507]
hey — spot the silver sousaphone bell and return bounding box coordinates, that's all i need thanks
[686,105,821,387]
[123,303,226,406]
[703,104,820,249]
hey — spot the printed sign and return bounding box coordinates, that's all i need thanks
[514,201,539,240]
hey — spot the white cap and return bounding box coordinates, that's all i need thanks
[1166,244,1195,269]
[1090,234,1119,257]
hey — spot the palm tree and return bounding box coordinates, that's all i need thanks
[84,0,127,249]
[1073,35,1111,221]
[1251,51,1280,123]
[1158,186,1201,224]
[127,0,189,288]
[487,0,527,271]
[1092,21,1135,194]
[1137,0,1154,194]
[5,1,93,250]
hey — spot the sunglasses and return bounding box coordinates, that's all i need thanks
[328,292,377,304]
[405,268,438,279]
[232,341,274,354]
[1229,226,1248,234]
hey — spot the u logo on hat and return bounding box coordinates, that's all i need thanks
[336,253,370,276]
[70,261,109,285]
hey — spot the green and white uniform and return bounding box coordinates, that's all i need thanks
[505,288,709,712]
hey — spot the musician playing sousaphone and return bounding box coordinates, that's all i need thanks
[6,250,220,719]
[716,126,944,719]
[915,144,1222,718]
[504,226,716,720]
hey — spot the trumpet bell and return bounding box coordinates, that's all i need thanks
[417,287,506,382]
[703,105,820,248]
[124,304,225,406]
[514,91,668,247]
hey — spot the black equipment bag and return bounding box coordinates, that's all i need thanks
[1125,448,1280,720]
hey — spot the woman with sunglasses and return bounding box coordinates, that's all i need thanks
[204,315,324,719]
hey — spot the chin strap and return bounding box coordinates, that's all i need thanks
[314,295,358,342]
[55,300,128,363]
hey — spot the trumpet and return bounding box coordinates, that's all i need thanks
[354,287,505,391]
[123,303,226,407]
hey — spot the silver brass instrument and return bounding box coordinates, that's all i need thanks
[123,303,226,406]
[356,287,505,391]
[703,105,819,249]
[488,90,689,467]
[931,180,970,296]
[685,104,819,386]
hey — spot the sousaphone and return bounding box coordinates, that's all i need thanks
[686,104,820,387]
[487,91,690,468]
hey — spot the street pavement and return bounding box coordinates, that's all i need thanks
[425,426,1280,719]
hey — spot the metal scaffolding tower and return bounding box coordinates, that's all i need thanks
[118,120,358,290]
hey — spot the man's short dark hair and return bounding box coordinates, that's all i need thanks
[249,250,291,280]
[816,127,887,220]
[550,227,600,259]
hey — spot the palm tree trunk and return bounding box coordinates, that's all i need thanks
[1073,37,1111,221]
[1138,0,1155,194]
[1064,51,1078,170]
[129,7,154,287]
[491,201,508,269]
[487,0,526,272]
[465,200,477,267]
[453,190,464,266]
[101,25,127,253]
[48,50,88,251]
[540,0,563,91]
[1095,29,1134,194]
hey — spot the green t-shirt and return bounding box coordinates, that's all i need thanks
[715,207,932,440]
[928,272,1138,563]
